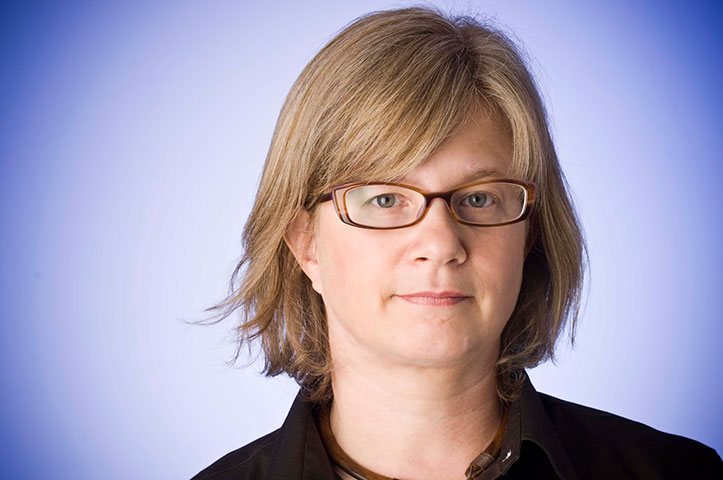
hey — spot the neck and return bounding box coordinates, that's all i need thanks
[328,351,503,480]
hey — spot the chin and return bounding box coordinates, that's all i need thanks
[385,330,488,368]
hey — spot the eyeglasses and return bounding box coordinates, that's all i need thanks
[319,179,536,229]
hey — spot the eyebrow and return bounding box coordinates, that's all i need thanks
[459,167,507,183]
[385,167,508,187]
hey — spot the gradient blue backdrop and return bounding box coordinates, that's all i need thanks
[1,1,721,478]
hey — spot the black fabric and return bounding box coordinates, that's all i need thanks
[192,375,723,479]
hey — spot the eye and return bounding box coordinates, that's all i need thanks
[462,192,495,208]
[370,193,399,208]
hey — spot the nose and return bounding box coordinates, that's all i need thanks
[407,198,467,265]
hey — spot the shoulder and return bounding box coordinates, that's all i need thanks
[190,393,335,480]
[538,393,723,477]
[190,430,280,480]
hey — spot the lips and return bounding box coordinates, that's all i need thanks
[396,291,471,306]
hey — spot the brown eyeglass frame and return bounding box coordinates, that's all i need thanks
[317,179,537,230]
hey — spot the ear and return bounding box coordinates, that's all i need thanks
[284,209,323,295]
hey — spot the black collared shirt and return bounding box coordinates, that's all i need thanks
[192,375,723,479]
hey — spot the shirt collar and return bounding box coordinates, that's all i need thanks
[518,374,578,479]
[477,372,578,480]
[267,393,337,480]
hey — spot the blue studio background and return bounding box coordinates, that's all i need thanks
[1,1,721,478]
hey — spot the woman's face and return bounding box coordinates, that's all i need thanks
[289,114,527,372]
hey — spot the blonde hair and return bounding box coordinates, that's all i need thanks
[208,7,586,403]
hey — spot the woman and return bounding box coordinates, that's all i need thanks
[194,7,722,480]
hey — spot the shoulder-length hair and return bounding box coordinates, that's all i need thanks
[208,7,586,404]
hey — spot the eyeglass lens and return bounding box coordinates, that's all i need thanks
[342,182,528,228]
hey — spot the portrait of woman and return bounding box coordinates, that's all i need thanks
[191,6,721,480]
[1,2,721,479]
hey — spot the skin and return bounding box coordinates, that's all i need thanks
[285,113,528,480]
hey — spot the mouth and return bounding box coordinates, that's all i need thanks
[395,291,471,306]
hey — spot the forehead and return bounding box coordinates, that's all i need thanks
[399,112,514,189]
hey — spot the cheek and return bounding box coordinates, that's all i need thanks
[471,224,527,316]
[315,214,394,309]
[317,237,354,298]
